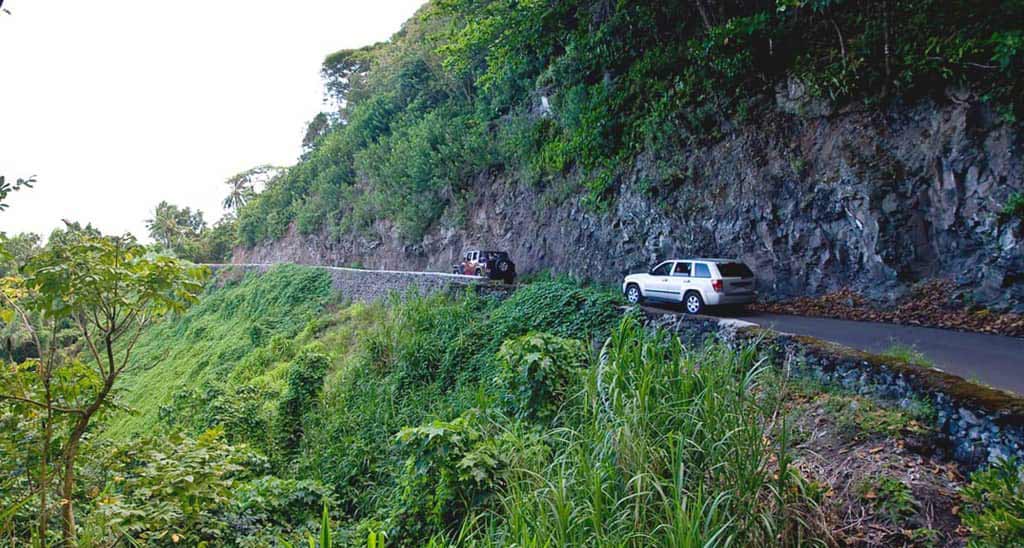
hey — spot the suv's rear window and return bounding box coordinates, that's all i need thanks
[718,262,754,278]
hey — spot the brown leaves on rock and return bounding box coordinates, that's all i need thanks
[755,280,1024,338]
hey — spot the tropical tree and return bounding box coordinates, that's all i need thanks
[0,232,207,544]
[223,165,281,212]
[146,201,206,254]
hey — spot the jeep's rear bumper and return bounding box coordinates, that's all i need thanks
[705,293,757,306]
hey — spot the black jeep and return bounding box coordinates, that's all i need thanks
[453,250,516,283]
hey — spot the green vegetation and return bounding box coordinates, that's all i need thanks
[789,376,936,440]
[855,475,918,525]
[105,264,336,441]
[65,266,831,545]
[826,393,931,439]
[1003,191,1024,223]
[0,232,207,545]
[145,200,236,263]
[235,0,1023,246]
[881,341,935,368]
[962,458,1024,546]
[4,255,1022,544]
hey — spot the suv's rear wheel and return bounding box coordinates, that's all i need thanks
[625,284,643,305]
[684,291,704,314]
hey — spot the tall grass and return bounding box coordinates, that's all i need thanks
[103,272,826,545]
[462,317,825,546]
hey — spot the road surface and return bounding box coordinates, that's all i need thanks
[645,304,1024,396]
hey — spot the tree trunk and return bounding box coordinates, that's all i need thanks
[37,409,50,543]
[37,376,53,542]
[60,348,116,546]
[60,432,81,545]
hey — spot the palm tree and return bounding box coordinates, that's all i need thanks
[222,165,281,212]
[146,201,184,248]
[222,174,254,212]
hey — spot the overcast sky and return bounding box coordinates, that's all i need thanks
[0,0,425,240]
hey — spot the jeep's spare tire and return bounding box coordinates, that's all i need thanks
[497,260,510,273]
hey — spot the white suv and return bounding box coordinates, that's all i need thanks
[622,258,757,314]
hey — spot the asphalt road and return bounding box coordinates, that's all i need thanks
[645,304,1024,396]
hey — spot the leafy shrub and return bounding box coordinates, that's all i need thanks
[488,280,622,343]
[961,458,1024,546]
[1002,192,1024,223]
[232,476,334,540]
[391,409,508,543]
[85,429,260,546]
[275,346,331,461]
[856,475,918,525]
[495,332,587,420]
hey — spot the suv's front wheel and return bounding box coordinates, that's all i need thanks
[625,284,643,305]
[683,291,704,314]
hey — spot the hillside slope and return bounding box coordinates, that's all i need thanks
[232,1,1024,311]
[99,266,1005,546]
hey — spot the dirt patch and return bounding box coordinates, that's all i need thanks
[785,384,969,546]
[754,280,1024,338]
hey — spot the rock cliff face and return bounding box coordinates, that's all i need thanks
[235,97,1024,312]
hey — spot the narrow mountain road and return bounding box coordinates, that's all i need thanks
[644,304,1024,396]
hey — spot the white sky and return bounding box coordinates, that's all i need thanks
[0,0,426,240]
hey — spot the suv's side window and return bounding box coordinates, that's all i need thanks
[650,262,672,276]
[672,262,691,277]
[693,263,711,278]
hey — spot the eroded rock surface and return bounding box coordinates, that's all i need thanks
[236,98,1024,311]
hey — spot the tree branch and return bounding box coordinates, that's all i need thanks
[0,394,84,415]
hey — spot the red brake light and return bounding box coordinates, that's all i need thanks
[711,279,723,293]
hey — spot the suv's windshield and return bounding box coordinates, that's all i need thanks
[718,262,754,278]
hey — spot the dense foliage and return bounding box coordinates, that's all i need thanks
[0,232,208,545]
[961,458,1024,546]
[89,266,838,545]
[145,200,236,263]
[1,262,1013,544]
[236,0,1023,246]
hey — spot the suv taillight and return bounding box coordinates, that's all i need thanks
[711,279,723,293]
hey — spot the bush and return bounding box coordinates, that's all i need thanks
[231,476,335,540]
[460,315,820,545]
[961,458,1024,546]
[495,332,587,420]
[275,346,331,461]
[488,280,622,343]
[856,475,918,525]
[1002,192,1024,223]
[85,429,259,546]
[391,409,508,542]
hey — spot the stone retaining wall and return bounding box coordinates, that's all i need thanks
[208,263,507,303]
[649,312,1024,470]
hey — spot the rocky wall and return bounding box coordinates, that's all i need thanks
[235,97,1024,312]
[650,311,1024,469]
